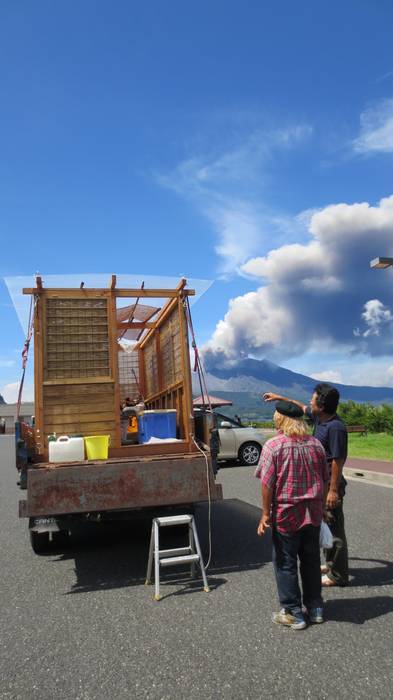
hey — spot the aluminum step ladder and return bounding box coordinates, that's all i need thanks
[145,514,210,600]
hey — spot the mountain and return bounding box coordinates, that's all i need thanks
[0,395,5,405]
[193,357,393,420]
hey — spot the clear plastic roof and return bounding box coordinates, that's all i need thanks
[4,273,213,333]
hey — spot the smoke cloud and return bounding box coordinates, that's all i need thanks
[205,195,393,361]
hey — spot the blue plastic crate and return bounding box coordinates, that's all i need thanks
[138,409,177,443]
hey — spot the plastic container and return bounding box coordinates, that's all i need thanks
[84,435,110,460]
[48,436,85,463]
[138,409,177,444]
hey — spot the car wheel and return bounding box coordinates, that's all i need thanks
[239,442,261,466]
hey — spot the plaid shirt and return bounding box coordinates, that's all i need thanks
[255,433,329,534]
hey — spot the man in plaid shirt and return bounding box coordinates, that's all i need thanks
[256,400,329,630]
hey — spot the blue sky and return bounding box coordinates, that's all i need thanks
[2,1,393,401]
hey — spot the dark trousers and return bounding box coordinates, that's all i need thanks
[272,525,322,615]
[324,502,349,586]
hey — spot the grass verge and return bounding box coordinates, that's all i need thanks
[348,433,393,461]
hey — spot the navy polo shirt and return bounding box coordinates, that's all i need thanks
[305,408,348,493]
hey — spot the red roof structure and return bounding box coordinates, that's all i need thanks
[193,394,233,408]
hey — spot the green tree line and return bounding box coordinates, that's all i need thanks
[337,401,393,434]
[254,401,393,433]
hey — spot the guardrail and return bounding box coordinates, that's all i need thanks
[347,425,367,435]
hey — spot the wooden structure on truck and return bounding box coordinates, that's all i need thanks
[17,276,222,552]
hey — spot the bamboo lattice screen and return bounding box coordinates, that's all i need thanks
[45,298,110,380]
[118,348,140,403]
[160,307,182,387]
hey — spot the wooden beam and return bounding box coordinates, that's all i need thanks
[110,275,117,290]
[177,278,187,292]
[117,322,156,330]
[23,288,109,297]
[108,441,195,459]
[36,276,43,290]
[115,288,194,298]
[178,296,194,450]
[23,288,195,298]
[143,380,183,404]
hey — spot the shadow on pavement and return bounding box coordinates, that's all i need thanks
[52,498,269,595]
[203,498,271,576]
[348,557,393,587]
[325,595,393,624]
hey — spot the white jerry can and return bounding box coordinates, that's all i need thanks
[48,435,85,463]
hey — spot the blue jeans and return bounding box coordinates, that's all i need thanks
[272,525,322,615]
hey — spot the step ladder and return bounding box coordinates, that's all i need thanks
[145,514,210,600]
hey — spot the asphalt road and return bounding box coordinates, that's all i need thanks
[1,436,393,700]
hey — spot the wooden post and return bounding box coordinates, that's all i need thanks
[156,330,163,397]
[178,294,193,451]
[108,292,121,448]
[34,293,45,456]
[138,347,146,400]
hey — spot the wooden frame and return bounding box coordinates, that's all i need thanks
[23,287,195,298]
[26,278,196,460]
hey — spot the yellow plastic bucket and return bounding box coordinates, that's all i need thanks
[84,435,110,460]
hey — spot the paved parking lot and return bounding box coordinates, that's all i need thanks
[1,436,393,699]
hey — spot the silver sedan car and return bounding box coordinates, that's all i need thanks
[215,412,269,466]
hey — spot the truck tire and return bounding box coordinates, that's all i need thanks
[238,442,261,466]
[30,530,50,554]
[52,530,70,549]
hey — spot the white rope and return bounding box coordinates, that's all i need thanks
[183,296,213,570]
[192,437,212,570]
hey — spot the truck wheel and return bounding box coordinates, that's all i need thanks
[52,530,70,549]
[239,442,261,466]
[30,530,50,554]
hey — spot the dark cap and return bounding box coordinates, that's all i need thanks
[275,400,304,418]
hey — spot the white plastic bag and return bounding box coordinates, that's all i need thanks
[320,521,334,549]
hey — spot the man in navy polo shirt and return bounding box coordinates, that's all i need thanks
[263,383,349,587]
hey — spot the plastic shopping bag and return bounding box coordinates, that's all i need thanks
[320,521,334,549]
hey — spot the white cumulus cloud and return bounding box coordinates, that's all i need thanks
[204,195,393,361]
[354,99,393,154]
[309,370,343,383]
[344,362,393,387]
[354,299,393,337]
[1,382,34,403]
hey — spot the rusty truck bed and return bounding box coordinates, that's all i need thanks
[19,452,222,518]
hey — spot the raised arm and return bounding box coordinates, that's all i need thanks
[262,392,308,413]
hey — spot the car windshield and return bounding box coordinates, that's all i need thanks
[216,413,243,428]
